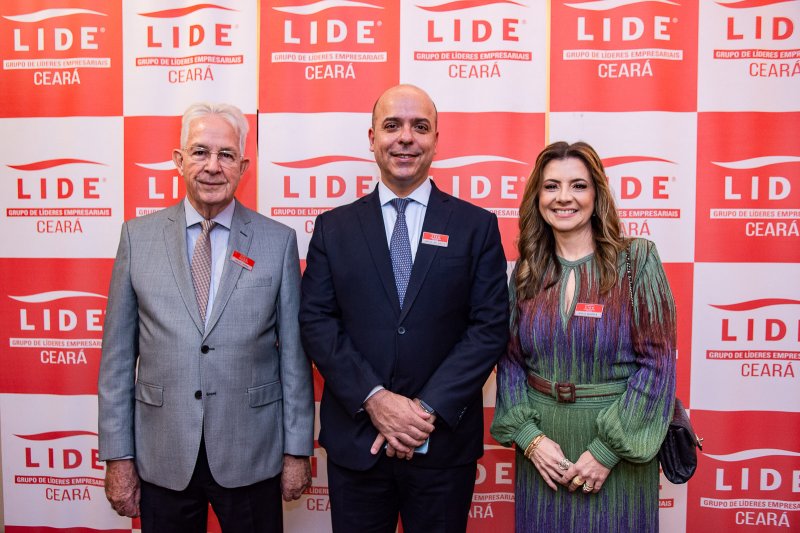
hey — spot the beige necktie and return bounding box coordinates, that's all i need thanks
[191,219,216,325]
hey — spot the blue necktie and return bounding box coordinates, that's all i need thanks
[389,198,413,309]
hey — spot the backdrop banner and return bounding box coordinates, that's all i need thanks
[1,1,798,532]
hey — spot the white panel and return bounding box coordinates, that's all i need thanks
[549,111,698,263]
[691,262,800,412]
[0,117,124,258]
[400,1,547,112]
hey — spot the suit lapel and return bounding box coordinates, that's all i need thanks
[400,184,453,322]
[204,201,253,338]
[357,189,401,314]
[163,202,205,334]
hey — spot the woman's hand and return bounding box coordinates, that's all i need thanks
[560,450,611,494]
[528,437,570,491]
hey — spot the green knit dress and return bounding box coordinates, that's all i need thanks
[490,238,676,533]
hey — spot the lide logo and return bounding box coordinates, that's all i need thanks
[143,6,236,49]
[413,0,531,81]
[604,155,679,239]
[696,112,799,262]
[714,0,799,78]
[135,4,243,84]
[261,1,397,112]
[707,298,799,380]
[0,3,121,116]
[9,289,106,366]
[15,429,103,505]
[699,156,798,260]
[551,0,696,111]
[0,259,112,392]
[9,158,111,236]
[6,7,106,86]
[689,410,800,532]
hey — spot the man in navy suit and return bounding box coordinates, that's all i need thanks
[299,84,509,532]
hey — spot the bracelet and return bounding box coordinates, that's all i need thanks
[523,434,546,460]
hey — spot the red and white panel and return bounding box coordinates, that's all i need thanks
[696,112,800,263]
[687,410,800,532]
[691,262,800,413]
[0,117,124,258]
[0,259,112,395]
[698,0,800,112]
[122,1,258,116]
[0,1,123,118]
[431,111,545,260]
[550,111,698,263]
[259,0,399,113]
[123,115,258,221]
[550,0,699,112]
[258,111,378,258]
[0,393,129,531]
[400,1,546,113]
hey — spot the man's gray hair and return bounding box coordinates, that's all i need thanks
[180,102,249,155]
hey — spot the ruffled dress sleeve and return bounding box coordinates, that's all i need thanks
[587,239,677,468]
[490,274,543,451]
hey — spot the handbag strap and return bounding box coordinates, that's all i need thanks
[625,241,634,309]
[627,240,703,451]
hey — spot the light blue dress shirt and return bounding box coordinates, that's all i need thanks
[377,179,431,261]
[185,198,235,326]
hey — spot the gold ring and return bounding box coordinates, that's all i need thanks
[571,476,584,486]
[557,458,571,471]
[582,482,593,492]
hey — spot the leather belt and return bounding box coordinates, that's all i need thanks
[527,373,627,403]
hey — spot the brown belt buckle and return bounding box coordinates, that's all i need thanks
[555,382,576,403]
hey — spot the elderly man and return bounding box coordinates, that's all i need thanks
[98,102,314,532]
[300,85,509,532]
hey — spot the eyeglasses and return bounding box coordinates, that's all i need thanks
[183,146,241,168]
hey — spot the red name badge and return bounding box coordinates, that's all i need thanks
[421,232,449,247]
[231,250,255,271]
[574,303,604,318]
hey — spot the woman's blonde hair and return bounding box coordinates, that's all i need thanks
[516,141,627,300]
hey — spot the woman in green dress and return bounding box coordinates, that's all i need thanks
[491,141,676,532]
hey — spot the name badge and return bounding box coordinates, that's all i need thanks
[574,303,604,318]
[421,232,449,247]
[231,250,255,271]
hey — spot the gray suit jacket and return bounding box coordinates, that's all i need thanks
[98,200,313,490]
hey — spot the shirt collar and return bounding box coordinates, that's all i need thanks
[184,198,235,230]
[378,178,432,208]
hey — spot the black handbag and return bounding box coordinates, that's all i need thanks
[626,243,703,484]
[657,398,703,484]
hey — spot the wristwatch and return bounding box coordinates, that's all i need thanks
[419,399,435,416]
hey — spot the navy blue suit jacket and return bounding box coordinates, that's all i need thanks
[300,183,509,471]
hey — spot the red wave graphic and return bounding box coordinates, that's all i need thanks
[417,0,525,12]
[716,0,795,8]
[15,430,98,441]
[273,156,374,168]
[139,4,237,18]
[602,156,673,167]
[710,298,800,311]
[9,159,104,171]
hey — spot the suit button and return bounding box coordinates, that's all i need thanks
[397,327,406,335]
[200,345,210,354]
[194,391,202,399]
